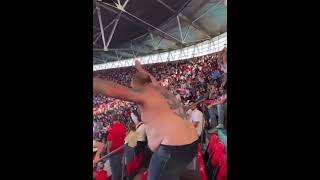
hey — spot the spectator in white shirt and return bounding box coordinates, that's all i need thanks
[189,102,204,139]
[130,110,138,125]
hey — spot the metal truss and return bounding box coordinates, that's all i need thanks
[156,0,211,41]
[93,19,116,45]
[93,0,226,64]
[192,0,224,23]
[96,1,185,48]
[96,4,107,51]
[93,32,227,71]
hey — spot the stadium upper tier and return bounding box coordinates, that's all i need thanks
[93,0,227,64]
[93,32,226,71]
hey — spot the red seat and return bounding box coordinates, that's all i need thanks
[210,142,225,168]
[142,170,148,180]
[217,153,227,180]
[95,170,110,180]
[207,134,219,155]
[127,153,144,177]
[198,144,208,180]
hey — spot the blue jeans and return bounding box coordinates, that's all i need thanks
[217,104,225,124]
[209,104,225,127]
[224,103,227,126]
[148,140,198,180]
[109,153,123,180]
[124,144,135,165]
[208,107,218,127]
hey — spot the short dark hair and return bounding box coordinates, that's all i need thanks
[113,114,120,121]
[132,108,142,122]
[132,72,152,85]
[129,123,136,131]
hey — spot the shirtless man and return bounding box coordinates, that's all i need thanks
[93,61,198,180]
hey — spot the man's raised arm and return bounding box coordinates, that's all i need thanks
[135,60,159,86]
[93,78,145,104]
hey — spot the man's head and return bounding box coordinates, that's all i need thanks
[113,115,120,124]
[219,87,225,94]
[188,100,197,110]
[131,72,152,88]
[191,103,197,110]
[129,123,136,132]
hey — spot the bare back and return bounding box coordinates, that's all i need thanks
[139,85,198,151]
[93,77,198,152]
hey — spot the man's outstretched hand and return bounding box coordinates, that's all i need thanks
[134,60,159,86]
[135,60,143,71]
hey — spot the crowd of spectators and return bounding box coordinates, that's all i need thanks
[93,48,227,180]
[93,48,227,137]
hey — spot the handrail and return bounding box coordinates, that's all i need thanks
[93,144,125,167]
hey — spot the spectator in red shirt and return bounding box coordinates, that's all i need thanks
[107,119,126,180]
[95,162,110,180]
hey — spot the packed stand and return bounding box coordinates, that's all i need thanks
[93,48,227,180]
[93,48,227,127]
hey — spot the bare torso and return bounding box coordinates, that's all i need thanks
[139,85,198,151]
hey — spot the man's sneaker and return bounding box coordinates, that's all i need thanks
[216,123,224,129]
[208,127,218,134]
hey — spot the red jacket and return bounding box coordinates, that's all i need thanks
[211,142,225,168]
[217,153,227,180]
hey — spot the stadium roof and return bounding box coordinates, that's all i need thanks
[93,0,227,65]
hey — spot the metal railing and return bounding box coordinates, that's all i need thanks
[93,144,126,180]
[93,144,125,167]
